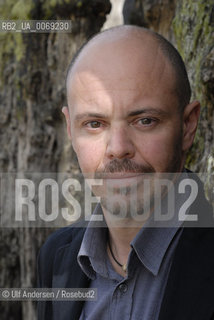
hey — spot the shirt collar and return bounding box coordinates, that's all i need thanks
[78,205,109,279]
[78,171,188,278]
[131,172,188,276]
[131,225,182,276]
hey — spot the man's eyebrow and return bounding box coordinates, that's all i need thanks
[74,113,108,121]
[74,108,169,121]
[128,108,169,117]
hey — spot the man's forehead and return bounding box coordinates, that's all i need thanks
[66,27,178,112]
[68,28,167,82]
[68,51,174,103]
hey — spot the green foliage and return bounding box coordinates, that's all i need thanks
[0,0,35,86]
[0,0,34,19]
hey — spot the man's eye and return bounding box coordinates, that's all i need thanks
[138,118,154,125]
[86,121,102,128]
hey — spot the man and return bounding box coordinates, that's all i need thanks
[37,25,214,319]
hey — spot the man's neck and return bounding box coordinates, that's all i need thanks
[103,208,145,276]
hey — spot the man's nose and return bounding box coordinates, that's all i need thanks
[105,127,135,160]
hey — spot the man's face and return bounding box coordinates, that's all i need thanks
[64,31,200,222]
[67,36,185,179]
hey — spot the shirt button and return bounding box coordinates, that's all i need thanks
[118,283,128,293]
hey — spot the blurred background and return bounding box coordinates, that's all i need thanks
[0,0,213,319]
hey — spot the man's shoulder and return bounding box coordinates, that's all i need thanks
[40,220,87,255]
[37,221,88,287]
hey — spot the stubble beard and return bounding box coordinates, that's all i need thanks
[94,137,183,225]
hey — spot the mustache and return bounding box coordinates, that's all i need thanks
[95,159,155,178]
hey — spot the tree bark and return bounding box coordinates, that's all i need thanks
[0,1,111,319]
[125,0,214,205]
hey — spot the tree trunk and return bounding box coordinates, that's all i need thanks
[0,1,111,319]
[125,0,214,205]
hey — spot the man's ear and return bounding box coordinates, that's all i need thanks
[182,100,200,152]
[62,106,72,140]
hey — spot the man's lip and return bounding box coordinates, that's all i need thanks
[99,173,144,179]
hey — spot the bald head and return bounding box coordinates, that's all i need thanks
[66,26,191,111]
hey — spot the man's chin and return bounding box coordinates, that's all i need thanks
[100,190,152,225]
